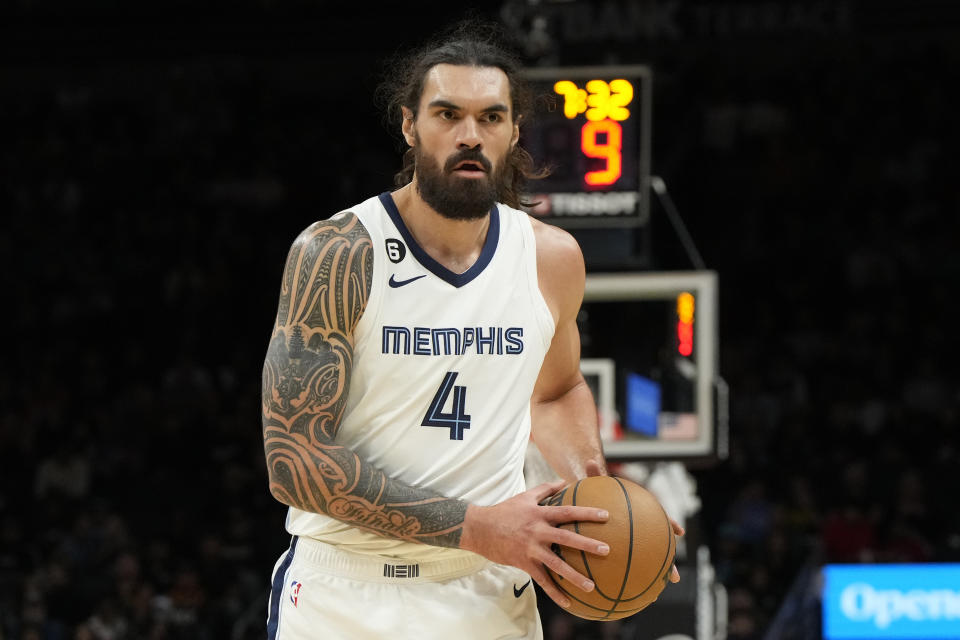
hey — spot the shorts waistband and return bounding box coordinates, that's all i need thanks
[289,536,489,583]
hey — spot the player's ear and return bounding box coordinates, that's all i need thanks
[401,107,416,147]
[511,114,521,149]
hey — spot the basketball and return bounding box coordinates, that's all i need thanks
[542,475,677,621]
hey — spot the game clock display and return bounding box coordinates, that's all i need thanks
[521,65,652,228]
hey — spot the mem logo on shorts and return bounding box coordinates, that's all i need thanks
[383,564,419,578]
[289,580,302,607]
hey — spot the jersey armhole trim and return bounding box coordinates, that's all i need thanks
[519,213,556,352]
[341,205,386,353]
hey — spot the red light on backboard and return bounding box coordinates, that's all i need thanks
[677,292,695,357]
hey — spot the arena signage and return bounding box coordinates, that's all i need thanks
[823,564,960,639]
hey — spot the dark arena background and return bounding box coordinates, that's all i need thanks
[3,1,959,639]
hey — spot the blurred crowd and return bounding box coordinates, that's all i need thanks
[3,18,959,640]
[674,34,960,640]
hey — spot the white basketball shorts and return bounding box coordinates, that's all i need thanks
[266,536,543,639]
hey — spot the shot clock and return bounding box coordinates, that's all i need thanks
[521,66,652,228]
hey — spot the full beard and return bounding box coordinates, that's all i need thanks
[413,145,507,221]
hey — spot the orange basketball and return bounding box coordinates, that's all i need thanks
[542,475,677,621]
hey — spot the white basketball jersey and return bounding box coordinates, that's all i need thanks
[285,192,556,561]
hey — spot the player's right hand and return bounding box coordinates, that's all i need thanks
[459,480,610,609]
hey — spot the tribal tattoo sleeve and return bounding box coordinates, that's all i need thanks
[261,214,467,548]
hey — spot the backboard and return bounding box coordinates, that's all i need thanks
[579,271,727,462]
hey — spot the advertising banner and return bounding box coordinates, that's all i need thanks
[823,564,960,639]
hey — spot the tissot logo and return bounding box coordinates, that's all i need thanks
[385,239,406,263]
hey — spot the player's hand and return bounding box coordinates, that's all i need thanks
[460,480,610,609]
[583,459,684,584]
[582,459,684,584]
[668,517,685,583]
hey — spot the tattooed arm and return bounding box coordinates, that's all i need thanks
[261,214,466,547]
[262,213,609,607]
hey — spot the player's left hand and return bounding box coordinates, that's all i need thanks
[667,518,684,582]
[584,459,684,583]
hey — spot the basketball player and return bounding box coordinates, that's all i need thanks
[261,22,681,639]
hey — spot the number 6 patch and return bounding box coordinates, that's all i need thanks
[385,238,406,263]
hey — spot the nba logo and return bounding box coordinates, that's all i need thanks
[289,581,302,607]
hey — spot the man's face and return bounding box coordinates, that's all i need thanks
[403,64,520,220]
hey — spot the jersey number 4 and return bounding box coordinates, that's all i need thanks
[422,372,471,440]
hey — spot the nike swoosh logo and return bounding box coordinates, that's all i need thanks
[513,579,532,598]
[389,274,426,288]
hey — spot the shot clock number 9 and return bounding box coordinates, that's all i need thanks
[553,78,634,187]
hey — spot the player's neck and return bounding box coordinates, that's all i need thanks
[392,183,491,275]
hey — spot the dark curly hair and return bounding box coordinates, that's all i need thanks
[376,19,547,209]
